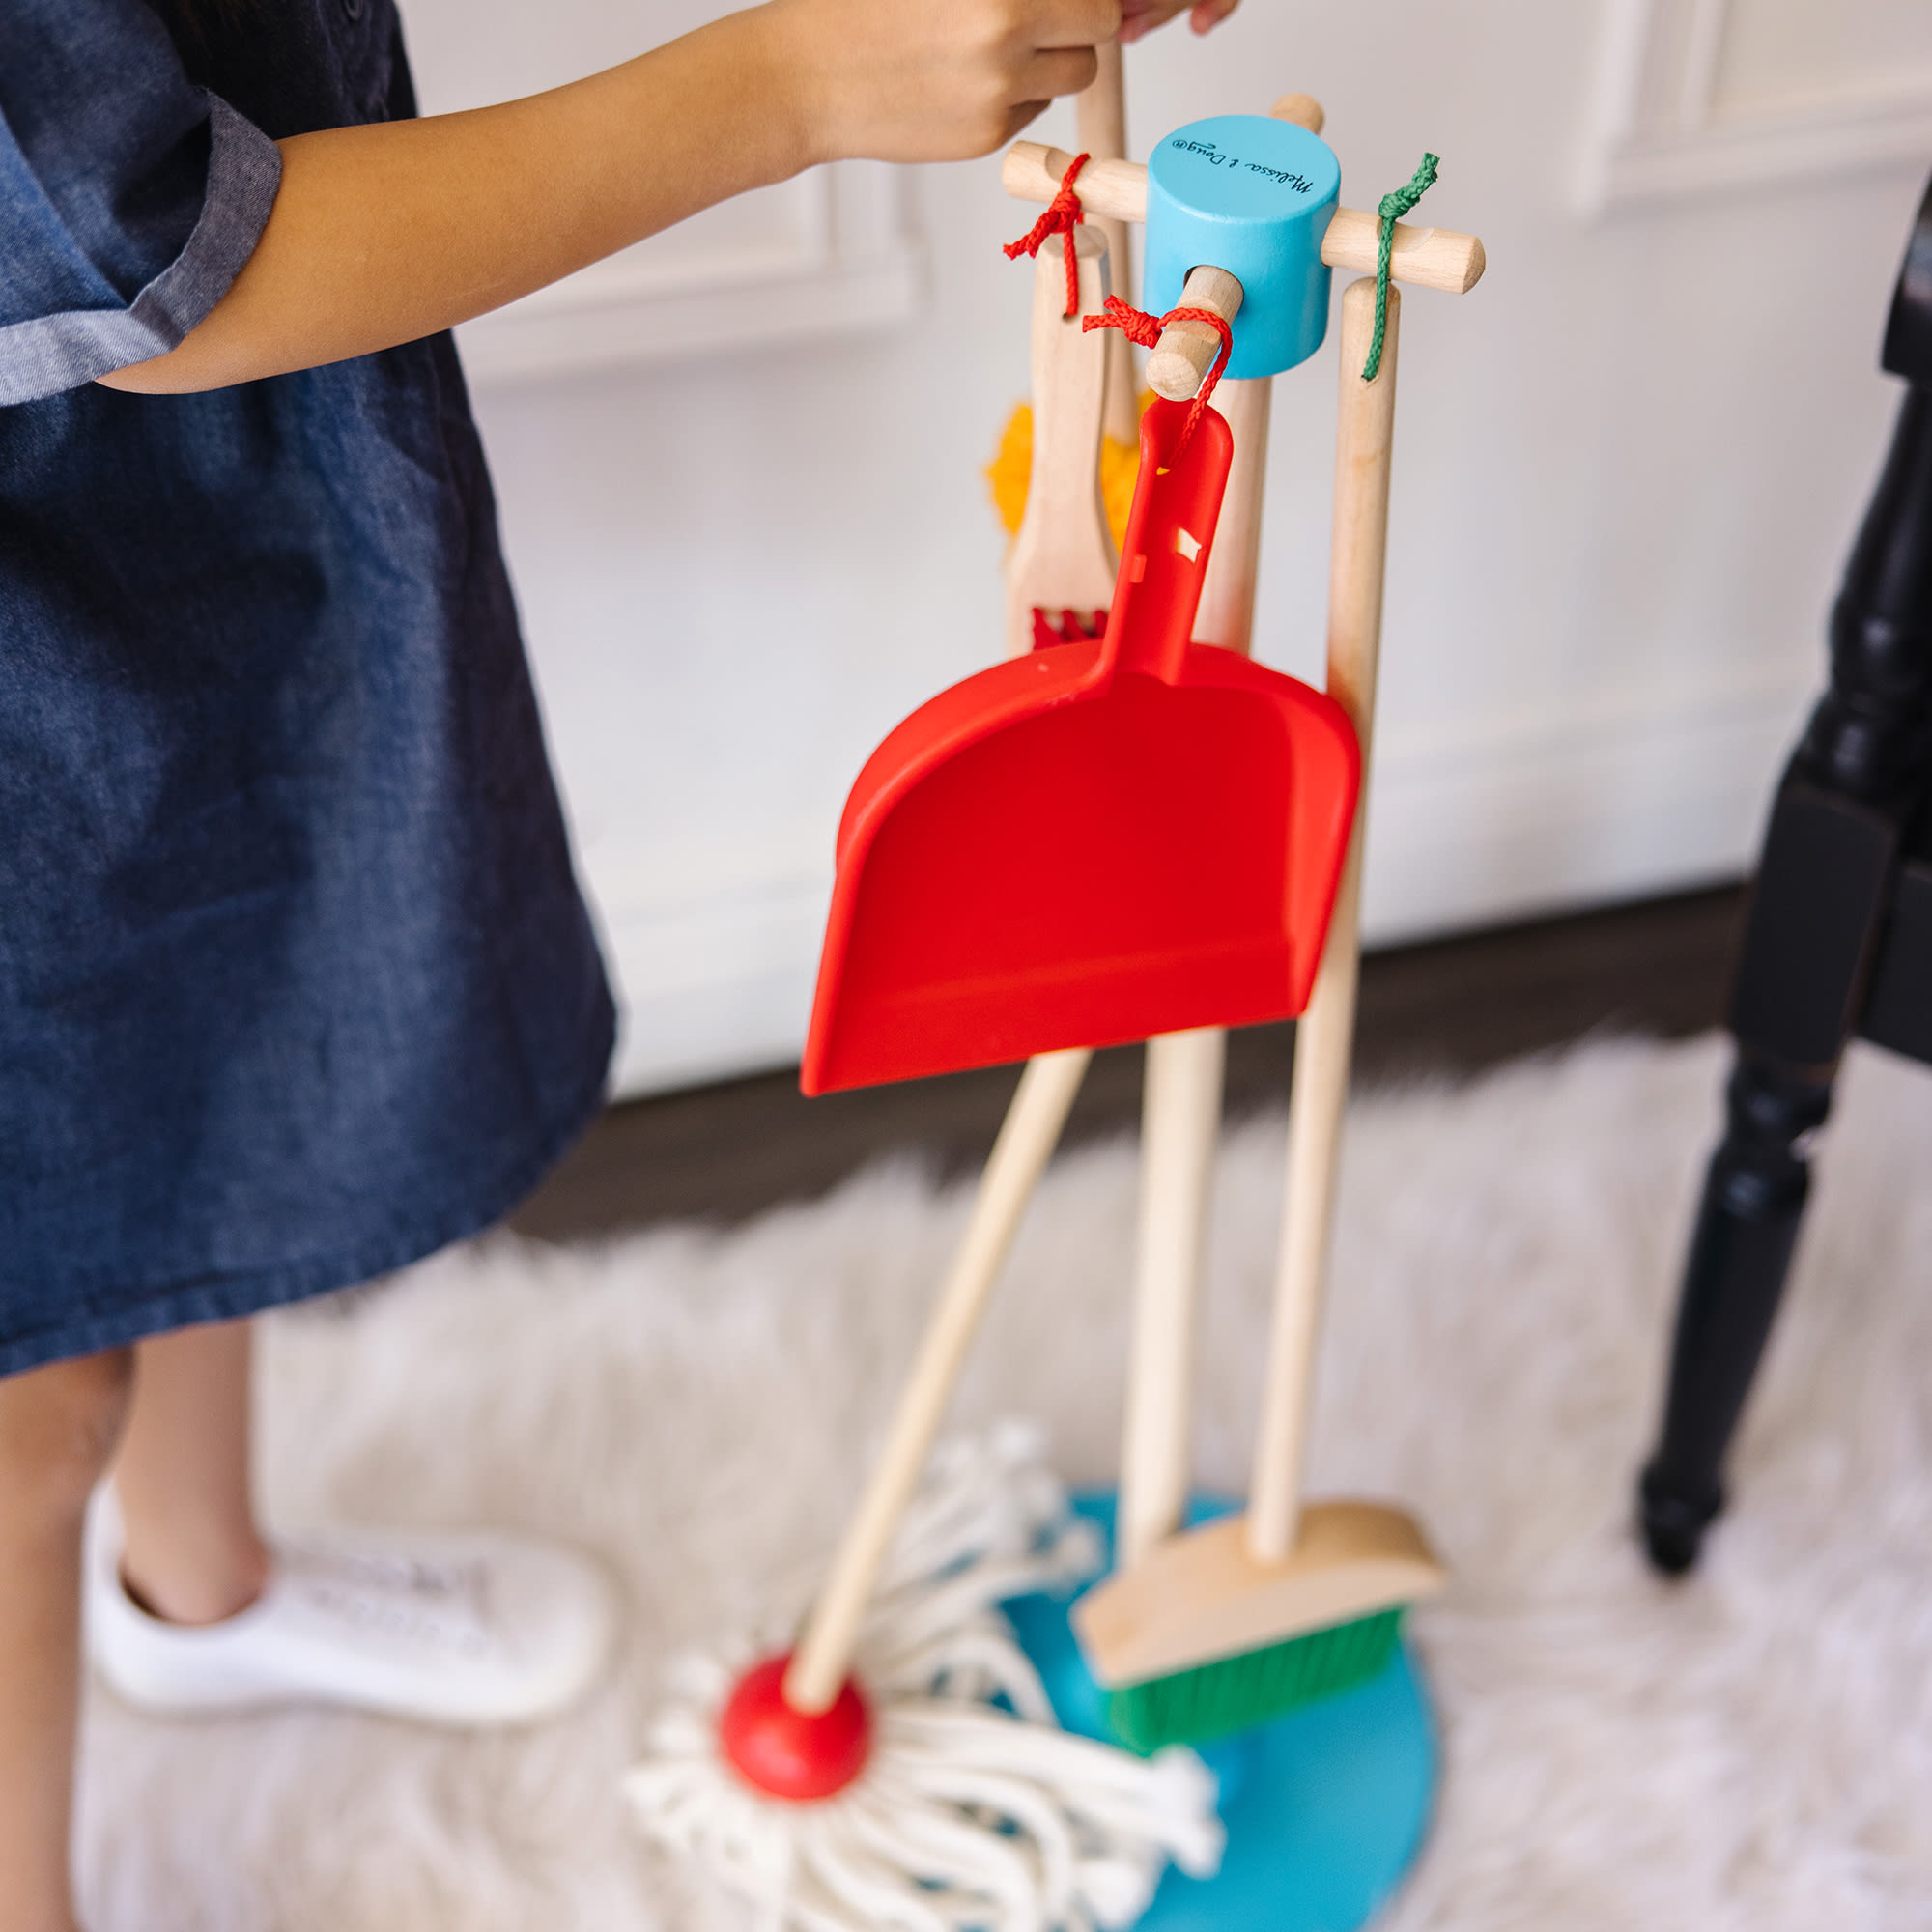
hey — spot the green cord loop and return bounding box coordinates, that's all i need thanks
[1362,152,1439,384]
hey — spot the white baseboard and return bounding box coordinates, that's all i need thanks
[589,668,1817,1098]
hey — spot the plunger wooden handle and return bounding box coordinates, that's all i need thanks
[1271,92,1325,133]
[1246,278,1398,1566]
[784,1047,1092,1713]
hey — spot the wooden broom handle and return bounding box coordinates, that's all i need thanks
[1116,356,1272,1568]
[1118,1026,1224,1567]
[784,1047,1092,1713]
[1246,277,1399,1565]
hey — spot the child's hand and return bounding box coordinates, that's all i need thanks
[771,0,1126,165]
[1117,0,1240,45]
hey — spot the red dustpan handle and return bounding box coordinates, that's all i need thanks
[1100,399,1234,686]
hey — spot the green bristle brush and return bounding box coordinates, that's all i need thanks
[1076,270,1446,1757]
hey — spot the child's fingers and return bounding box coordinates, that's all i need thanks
[1018,44,1101,103]
[1189,0,1240,31]
[999,99,1054,145]
[1116,0,1236,40]
[1028,0,1124,50]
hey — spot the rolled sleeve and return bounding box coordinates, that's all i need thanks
[0,3,284,405]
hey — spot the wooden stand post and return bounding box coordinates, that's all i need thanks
[1076,44,1139,447]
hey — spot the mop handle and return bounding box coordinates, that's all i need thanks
[1116,365,1272,1568]
[784,1047,1092,1714]
[1246,276,1400,1566]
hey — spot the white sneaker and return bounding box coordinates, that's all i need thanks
[85,1494,616,1726]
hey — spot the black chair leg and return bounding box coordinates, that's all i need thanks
[1639,1054,1831,1572]
[1635,208,1932,1573]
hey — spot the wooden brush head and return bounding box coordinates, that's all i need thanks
[1072,1500,1447,1690]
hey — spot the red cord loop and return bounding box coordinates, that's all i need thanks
[1002,153,1091,318]
[1082,295,1234,462]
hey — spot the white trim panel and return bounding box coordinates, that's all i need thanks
[458,162,923,384]
[1580,0,1932,212]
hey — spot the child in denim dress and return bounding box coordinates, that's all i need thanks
[0,0,1239,1921]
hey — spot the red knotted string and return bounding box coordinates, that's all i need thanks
[1082,294,1234,464]
[1002,153,1091,318]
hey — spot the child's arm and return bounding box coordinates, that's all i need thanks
[101,0,1119,395]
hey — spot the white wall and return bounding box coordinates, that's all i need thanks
[398,0,1932,1095]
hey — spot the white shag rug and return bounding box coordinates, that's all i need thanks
[74,1033,1932,1930]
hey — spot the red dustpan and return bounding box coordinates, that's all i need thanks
[802,398,1360,1094]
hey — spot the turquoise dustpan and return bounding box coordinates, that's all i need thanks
[1001,1492,1438,1932]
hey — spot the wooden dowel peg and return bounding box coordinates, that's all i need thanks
[1271,93,1325,133]
[1003,144,1150,224]
[1321,206,1486,296]
[1146,265,1243,401]
[1001,143,1486,298]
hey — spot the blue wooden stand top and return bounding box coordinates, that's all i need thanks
[1144,115,1341,379]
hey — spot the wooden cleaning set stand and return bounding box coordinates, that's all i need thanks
[785,73,1487,1929]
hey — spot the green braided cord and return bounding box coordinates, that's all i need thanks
[1362,152,1439,383]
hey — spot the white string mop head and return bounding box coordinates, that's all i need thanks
[627,1422,1224,1932]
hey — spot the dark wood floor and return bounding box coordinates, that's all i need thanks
[511,883,1746,1243]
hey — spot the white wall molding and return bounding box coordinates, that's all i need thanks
[588,666,1818,1097]
[1580,0,1932,213]
[594,862,831,1096]
[458,161,923,384]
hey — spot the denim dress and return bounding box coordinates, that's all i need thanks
[0,0,617,1374]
